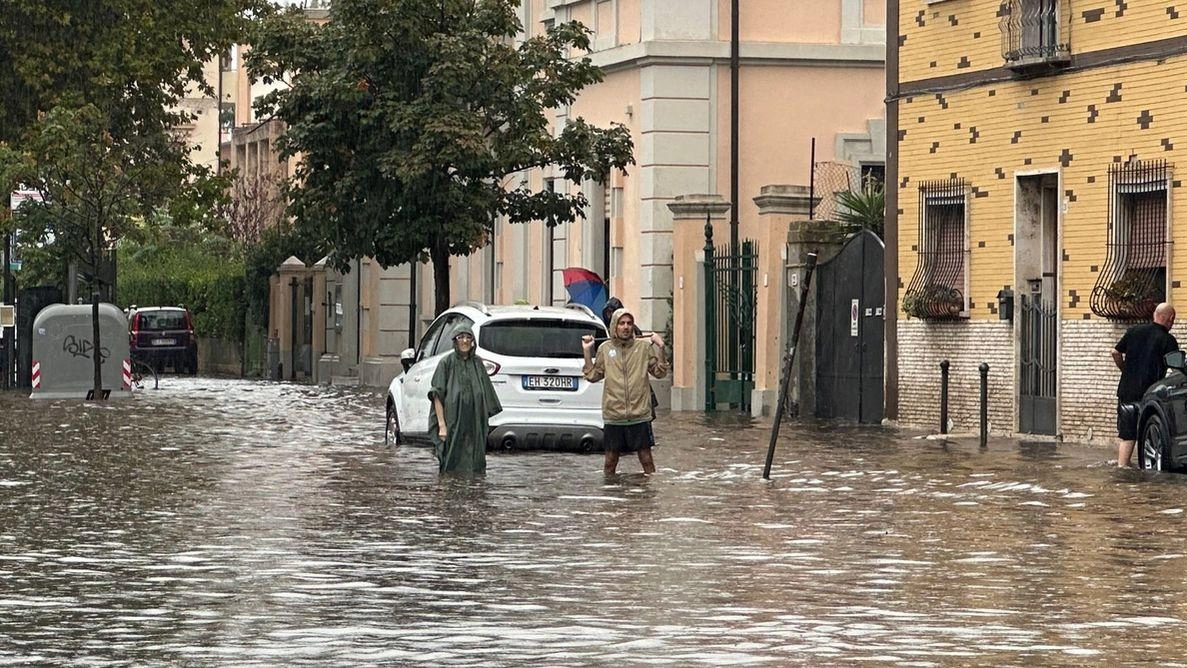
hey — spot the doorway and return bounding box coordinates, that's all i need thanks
[1016,173,1059,435]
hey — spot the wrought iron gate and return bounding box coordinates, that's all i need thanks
[815,230,884,423]
[1018,294,1057,434]
[704,238,758,411]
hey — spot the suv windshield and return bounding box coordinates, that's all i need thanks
[480,320,601,359]
[138,311,187,331]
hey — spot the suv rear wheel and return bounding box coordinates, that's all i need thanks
[1139,413,1171,471]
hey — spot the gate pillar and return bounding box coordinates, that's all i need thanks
[669,194,731,411]
[275,256,310,381]
[753,185,844,417]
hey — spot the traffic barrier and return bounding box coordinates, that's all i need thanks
[31,360,40,389]
[122,359,132,389]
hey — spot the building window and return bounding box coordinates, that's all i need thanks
[903,179,969,319]
[1090,160,1171,320]
[1000,0,1070,69]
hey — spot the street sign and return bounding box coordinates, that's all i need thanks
[0,304,13,328]
[850,299,859,337]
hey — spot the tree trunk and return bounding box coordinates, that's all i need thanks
[91,289,103,400]
[429,239,451,316]
[91,221,104,400]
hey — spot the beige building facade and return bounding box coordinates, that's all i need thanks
[448,0,887,409]
[237,1,888,399]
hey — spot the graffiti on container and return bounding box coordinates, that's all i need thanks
[63,335,109,363]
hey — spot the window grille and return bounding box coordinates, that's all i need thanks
[1000,0,1070,69]
[903,179,969,319]
[1090,160,1171,320]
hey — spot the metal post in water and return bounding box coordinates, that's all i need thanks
[762,253,818,480]
[979,362,989,447]
[939,360,950,434]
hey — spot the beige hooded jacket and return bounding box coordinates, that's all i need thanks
[583,308,668,424]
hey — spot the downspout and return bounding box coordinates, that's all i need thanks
[730,0,739,249]
[885,0,901,419]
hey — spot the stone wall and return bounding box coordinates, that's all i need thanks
[898,317,1187,446]
[897,320,1015,435]
[197,336,242,376]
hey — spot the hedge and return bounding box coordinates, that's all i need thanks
[117,244,246,342]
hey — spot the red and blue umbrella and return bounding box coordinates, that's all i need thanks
[561,267,607,315]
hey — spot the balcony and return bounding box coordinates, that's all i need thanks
[1000,0,1070,73]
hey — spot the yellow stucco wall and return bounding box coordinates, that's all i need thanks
[897,53,1187,321]
[899,0,1187,83]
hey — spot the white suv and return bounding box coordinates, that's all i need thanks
[385,302,608,452]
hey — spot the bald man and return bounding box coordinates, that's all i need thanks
[1112,302,1179,467]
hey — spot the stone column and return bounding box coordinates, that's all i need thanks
[276,256,307,381]
[752,185,845,417]
[668,194,731,411]
[311,257,328,384]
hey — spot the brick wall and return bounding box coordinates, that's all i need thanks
[1059,319,1129,444]
[899,318,1187,446]
[898,320,1015,435]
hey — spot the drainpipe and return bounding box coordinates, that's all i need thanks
[730,0,739,249]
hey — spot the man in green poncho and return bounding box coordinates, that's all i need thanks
[428,323,503,474]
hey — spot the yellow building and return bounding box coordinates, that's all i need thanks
[889,0,1187,442]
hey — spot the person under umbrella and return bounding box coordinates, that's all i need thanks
[429,323,502,474]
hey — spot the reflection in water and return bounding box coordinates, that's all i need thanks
[0,378,1184,665]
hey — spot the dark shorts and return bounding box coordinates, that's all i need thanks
[604,422,652,454]
[1117,401,1140,440]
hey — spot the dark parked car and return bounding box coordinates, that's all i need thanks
[128,306,198,374]
[1137,349,1187,471]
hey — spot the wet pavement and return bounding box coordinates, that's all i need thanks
[1,377,1186,665]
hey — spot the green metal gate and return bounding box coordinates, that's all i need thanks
[704,233,758,411]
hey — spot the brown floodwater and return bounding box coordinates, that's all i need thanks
[1,376,1185,666]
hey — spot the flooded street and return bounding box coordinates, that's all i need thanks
[2,377,1187,665]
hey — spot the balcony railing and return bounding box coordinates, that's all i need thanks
[1000,0,1070,71]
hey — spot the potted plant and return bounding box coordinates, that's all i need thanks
[903,283,963,319]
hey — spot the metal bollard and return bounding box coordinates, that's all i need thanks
[979,362,989,447]
[939,360,950,434]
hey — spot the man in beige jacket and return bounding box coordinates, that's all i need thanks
[582,308,668,475]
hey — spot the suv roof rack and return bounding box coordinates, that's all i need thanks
[453,300,491,315]
[563,302,597,320]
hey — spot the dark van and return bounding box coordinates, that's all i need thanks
[128,306,198,374]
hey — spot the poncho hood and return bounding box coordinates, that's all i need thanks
[452,322,476,356]
[609,307,637,346]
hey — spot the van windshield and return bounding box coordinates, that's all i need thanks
[139,311,188,331]
[479,320,603,359]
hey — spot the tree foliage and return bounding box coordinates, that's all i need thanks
[248,0,635,314]
[833,180,885,238]
[0,0,267,394]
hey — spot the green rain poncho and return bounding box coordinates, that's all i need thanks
[428,323,503,474]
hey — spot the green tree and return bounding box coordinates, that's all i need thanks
[0,0,267,396]
[248,0,635,315]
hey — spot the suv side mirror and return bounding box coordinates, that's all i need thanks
[400,347,416,372]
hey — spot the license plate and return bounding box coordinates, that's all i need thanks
[522,375,578,391]
[152,338,176,346]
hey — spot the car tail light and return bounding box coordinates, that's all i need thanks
[482,359,500,376]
